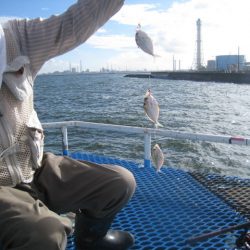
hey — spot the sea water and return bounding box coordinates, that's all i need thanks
[35,73,250,178]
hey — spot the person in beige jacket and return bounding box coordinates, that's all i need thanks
[0,1,136,249]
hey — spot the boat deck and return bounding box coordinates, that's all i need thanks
[66,152,249,250]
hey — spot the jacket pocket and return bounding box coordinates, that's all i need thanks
[26,111,44,169]
[3,56,33,101]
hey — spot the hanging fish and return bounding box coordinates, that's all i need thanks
[151,143,164,172]
[143,89,163,128]
[135,24,159,57]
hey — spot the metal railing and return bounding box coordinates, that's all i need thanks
[42,120,250,168]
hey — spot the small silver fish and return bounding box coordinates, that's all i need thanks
[151,143,164,172]
[143,89,163,128]
[135,24,159,57]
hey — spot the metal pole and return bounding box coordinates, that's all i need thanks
[144,132,151,168]
[61,126,69,156]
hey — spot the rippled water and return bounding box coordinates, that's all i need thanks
[34,73,250,178]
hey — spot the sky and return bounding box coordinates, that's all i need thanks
[1,0,250,74]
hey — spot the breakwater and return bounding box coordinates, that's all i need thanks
[125,71,250,84]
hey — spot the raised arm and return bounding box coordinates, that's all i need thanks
[7,0,124,75]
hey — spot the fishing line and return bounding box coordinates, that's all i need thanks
[138,22,164,170]
[152,136,168,143]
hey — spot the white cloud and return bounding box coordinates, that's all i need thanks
[112,4,160,26]
[97,28,107,34]
[40,58,71,73]
[86,34,134,50]
[41,7,49,11]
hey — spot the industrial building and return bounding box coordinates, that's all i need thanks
[206,60,216,71]
[206,55,246,72]
[215,55,245,72]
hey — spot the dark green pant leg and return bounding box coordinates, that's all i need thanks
[0,186,72,250]
[35,152,136,218]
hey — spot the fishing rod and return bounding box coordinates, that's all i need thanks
[186,221,250,246]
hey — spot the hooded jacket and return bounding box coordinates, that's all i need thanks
[0,0,124,186]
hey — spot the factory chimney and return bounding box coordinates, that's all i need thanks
[196,18,203,71]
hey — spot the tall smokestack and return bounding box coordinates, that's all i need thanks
[196,18,202,70]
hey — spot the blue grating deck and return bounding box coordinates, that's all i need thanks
[66,152,249,250]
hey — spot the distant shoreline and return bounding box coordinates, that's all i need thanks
[38,71,146,77]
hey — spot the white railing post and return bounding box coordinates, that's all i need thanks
[144,131,151,168]
[61,126,69,156]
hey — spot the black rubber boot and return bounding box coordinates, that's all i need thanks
[75,213,134,250]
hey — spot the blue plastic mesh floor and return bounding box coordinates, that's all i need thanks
[66,152,248,250]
